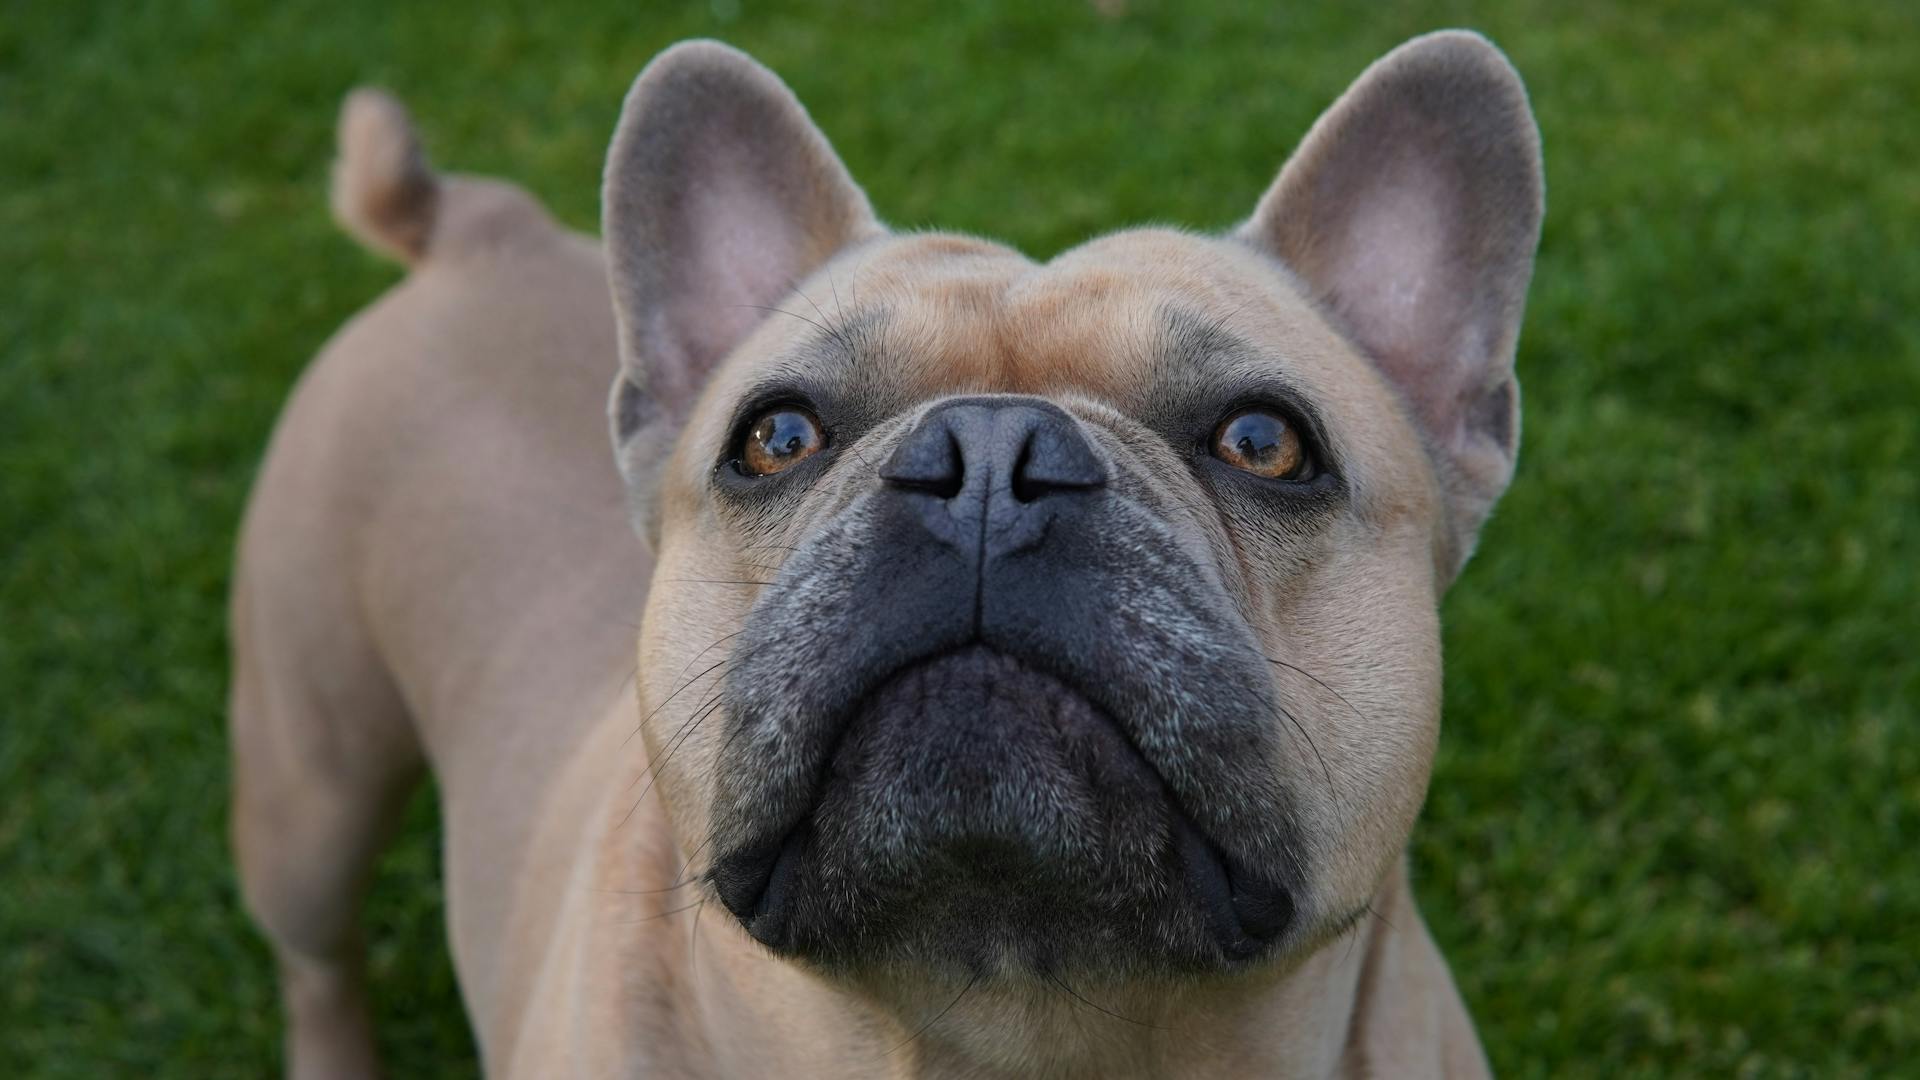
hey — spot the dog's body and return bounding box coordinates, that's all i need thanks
[232,33,1541,1078]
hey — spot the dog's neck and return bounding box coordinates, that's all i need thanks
[495,708,1442,1079]
[676,902,1388,1079]
[665,862,1431,1079]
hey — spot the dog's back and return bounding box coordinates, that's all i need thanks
[229,91,648,1074]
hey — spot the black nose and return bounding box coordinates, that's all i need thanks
[879,397,1106,556]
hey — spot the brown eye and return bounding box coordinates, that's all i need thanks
[1211,408,1311,480]
[740,406,825,476]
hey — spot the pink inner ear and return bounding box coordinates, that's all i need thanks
[1236,31,1540,569]
[605,41,882,426]
[1320,165,1478,452]
[657,171,804,412]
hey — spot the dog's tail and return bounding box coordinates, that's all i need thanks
[329,88,564,267]
[330,88,439,266]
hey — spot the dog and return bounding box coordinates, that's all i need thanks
[230,29,1542,1078]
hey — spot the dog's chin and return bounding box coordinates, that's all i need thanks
[709,646,1292,976]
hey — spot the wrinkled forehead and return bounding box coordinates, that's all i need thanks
[700,228,1424,474]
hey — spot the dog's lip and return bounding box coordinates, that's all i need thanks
[1170,813,1292,961]
[709,643,1292,960]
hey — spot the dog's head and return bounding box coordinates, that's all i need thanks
[603,33,1540,984]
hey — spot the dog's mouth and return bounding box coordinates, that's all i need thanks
[709,646,1292,971]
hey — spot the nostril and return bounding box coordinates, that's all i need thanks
[885,400,1105,505]
[925,430,965,499]
[881,426,965,500]
[1011,418,1107,503]
[1010,441,1039,504]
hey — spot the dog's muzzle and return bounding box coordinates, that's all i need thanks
[707,396,1302,975]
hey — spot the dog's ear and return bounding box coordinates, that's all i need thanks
[603,40,882,539]
[1238,30,1543,573]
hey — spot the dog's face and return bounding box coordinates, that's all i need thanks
[603,34,1540,985]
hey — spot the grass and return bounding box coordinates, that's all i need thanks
[3,0,1915,1075]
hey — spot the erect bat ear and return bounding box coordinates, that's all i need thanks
[1239,31,1544,572]
[601,40,884,543]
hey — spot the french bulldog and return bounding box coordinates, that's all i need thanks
[230,29,1542,1078]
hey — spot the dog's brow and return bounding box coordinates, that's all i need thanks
[1156,304,1326,395]
[757,303,887,382]
[1162,305,1256,370]
[1145,306,1340,466]
[725,304,906,441]
[1152,304,1299,400]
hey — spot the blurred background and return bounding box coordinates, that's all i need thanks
[3,1,1915,1075]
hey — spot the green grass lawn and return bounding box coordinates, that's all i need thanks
[4,1,1916,1075]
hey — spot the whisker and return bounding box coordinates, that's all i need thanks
[1337,901,1375,964]
[593,881,697,896]
[844,438,877,473]
[795,286,855,357]
[1271,701,1339,810]
[826,265,847,327]
[610,899,706,925]
[1206,297,1256,342]
[690,897,708,974]
[670,834,716,887]
[1364,900,1397,934]
[652,687,731,776]
[626,656,733,745]
[1266,656,1371,723]
[619,688,734,827]
[1042,971,1093,1047]
[737,541,805,555]
[669,629,748,686]
[1041,969,1164,1030]
[887,971,981,1056]
[738,303,844,351]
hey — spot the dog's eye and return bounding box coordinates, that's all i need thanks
[739,406,825,476]
[1211,408,1312,481]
